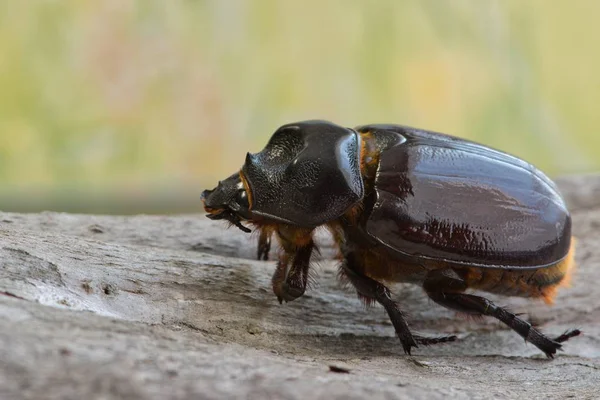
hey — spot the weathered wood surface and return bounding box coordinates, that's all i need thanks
[1,175,600,399]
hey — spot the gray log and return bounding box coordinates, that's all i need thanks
[1,175,599,399]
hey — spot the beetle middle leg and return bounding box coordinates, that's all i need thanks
[423,268,581,358]
[342,252,456,355]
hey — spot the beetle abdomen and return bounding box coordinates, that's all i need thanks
[460,240,575,303]
[358,125,572,269]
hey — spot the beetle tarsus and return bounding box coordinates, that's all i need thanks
[426,289,575,358]
[413,334,458,346]
[554,329,581,344]
[422,268,581,358]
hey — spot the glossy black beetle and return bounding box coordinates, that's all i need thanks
[201,120,580,357]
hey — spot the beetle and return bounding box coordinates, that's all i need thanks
[201,120,580,357]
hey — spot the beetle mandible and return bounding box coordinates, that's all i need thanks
[201,120,580,357]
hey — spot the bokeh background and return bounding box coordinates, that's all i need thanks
[1,1,599,214]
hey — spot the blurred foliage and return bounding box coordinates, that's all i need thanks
[0,1,598,213]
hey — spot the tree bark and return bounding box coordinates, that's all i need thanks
[1,175,599,399]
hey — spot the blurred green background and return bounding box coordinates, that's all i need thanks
[1,1,598,214]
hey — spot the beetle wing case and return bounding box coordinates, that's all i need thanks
[242,120,364,227]
[359,124,572,269]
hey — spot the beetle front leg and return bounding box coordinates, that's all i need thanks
[271,227,314,303]
[272,243,313,303]
[257,229,272,260]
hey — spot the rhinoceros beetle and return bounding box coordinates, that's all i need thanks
[201,120,580,357]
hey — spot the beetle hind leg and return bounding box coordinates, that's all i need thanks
[423,268,580,358]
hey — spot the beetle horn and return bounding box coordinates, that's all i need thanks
[243,152,263,179]
[245,152,258,165]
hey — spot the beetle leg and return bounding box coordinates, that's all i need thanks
[340,252,456,354]
[272,243,313,303]
[342,262,416,354]
[257,229,272,260]
[342,268,456,353]
[272,227,314,303]
[423,268,581,358]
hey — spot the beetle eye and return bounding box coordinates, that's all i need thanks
[231,189,252,220]
[235,189,249,209]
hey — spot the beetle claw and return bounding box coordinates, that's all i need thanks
[399,336,419,355]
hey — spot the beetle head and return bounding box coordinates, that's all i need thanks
[201,172,253,233]
[202,120,365,230]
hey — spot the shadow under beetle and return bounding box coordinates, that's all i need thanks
[201,120,580,357]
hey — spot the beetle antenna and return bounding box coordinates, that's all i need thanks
[232,218,252,233]
[222,211,252,233]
